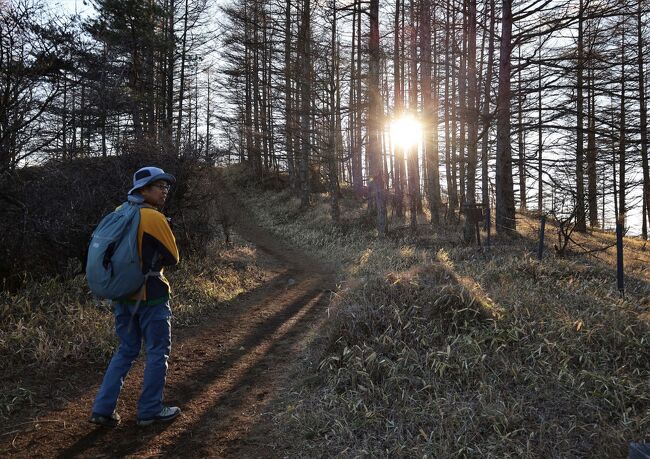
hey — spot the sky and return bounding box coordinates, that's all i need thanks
[51,0,646,236]
[57,0,92,16]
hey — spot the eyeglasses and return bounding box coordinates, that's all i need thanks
[151,183,171,192]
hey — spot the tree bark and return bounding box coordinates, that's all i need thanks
[587,66,598,227]
[458,0,467,208]
[495,0,516,232]
[464,0,479,241]
[537,37,543,213]
[394,0,405,218]
[408,0,419,231]
[481,0,495,209]
[284,0,296,190]
[298,0,311,208]
[517,45,526,211]
[353,0,364,195]
[175,0,189,150]
[444,2,454,217]
[166,0,175,147]
[421,0,441,225]
[619,22,626,224]
[575,0,586,231]
[638,0,650,239]
[369,0,387,234]
[328,0,340,223]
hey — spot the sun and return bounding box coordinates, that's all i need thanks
[389,115,422,149]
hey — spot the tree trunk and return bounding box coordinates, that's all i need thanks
[444,2,454,217]
[587,66,598,227]
[261,11,270,171]
[298,0,311,208]
[464,0,479,241]
[144,0,155,138]
[537,38,543,213]
[100,46,107,157]
[421,0,441,225]
[638,0,650,239]
[175,0,189,149]
[352,0,364,195]
[394,0,405,218]
[449,3,459,216]
[517,46,526,211]
[329,0,341,223]
[369,0,387,234]
[408,0,419,231]
[284,0,296,190]
[166,0,175,147]
[575,0,586,232]
[619,22,626,224]
[458,0,467,208]
[481,0,495,209]
[252,3,262,176]
[495,0,516,232]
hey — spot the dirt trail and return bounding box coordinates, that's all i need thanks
[1,183,335,458]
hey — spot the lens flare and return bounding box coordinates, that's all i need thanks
[389,115,422,149]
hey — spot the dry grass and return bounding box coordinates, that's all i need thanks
[233,183,650,458]
[0,237,267,421]
[0,164,265,419]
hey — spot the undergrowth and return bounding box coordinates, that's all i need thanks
[228,173,650,458]
[0,239,266,420]
[0,164,268,422]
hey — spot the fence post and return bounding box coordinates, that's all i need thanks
[537,215,546,261]
[616,221,625,296]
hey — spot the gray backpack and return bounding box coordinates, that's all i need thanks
[86,201,144,300]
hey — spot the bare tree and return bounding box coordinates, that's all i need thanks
[368,0,387,234]
[420,0,441,225]
[495,0,516,232]
[463,0,479,241]
[298,0,312,208]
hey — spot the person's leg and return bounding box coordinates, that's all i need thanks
[136,301,172,420]
[92,303,142,417]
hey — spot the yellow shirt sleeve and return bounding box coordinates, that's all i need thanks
[138,207,180,265]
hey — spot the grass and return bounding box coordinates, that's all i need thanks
[230,179,650,458]
[0,165,267,420]
[0,237,268,421]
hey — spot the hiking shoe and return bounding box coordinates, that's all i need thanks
[89,411,121,428]
[137,406,181,426]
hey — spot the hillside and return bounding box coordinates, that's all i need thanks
[1,165,648,457]
[6,0,650,456]
[0,167,335,457]
[227,169,650,457]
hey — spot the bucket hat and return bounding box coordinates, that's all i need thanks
[128,166,176,195]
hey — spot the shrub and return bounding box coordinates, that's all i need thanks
[0,148,223,290]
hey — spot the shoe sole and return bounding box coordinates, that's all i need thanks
[136,413,180,427]
[89,418,120,428]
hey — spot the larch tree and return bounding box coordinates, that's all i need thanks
[368,0,387,234]
[463,0,479,241]
[495,0,516,232]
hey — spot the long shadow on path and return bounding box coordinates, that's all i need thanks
[56,272,331,458]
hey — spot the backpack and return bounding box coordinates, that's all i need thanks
[86,201,144,300]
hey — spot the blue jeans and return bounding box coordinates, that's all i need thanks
[92,301,172,420]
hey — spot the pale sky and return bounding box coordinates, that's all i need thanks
[48,0,646,235]
[56,0,93,16]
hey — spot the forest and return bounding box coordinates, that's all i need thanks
[1,0,649,456]
[2,0,650,237]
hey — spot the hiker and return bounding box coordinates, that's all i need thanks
[89,166,181,427]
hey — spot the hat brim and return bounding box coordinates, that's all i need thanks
[128,173,176,195]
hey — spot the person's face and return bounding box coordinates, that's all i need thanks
[140,180,171,208]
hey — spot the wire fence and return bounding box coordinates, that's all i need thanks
[450,204,650,296]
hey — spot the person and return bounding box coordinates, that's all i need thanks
[89,166,181,427]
